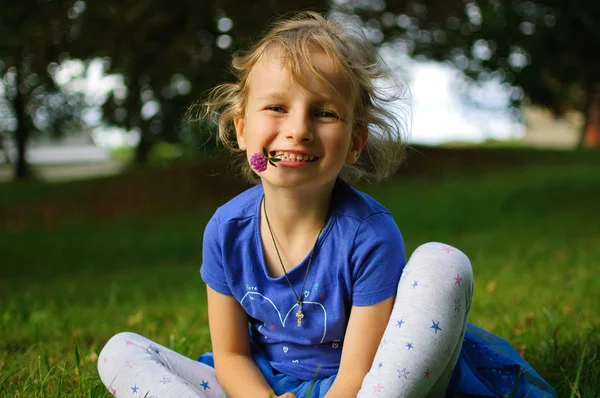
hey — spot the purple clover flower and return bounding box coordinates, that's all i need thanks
[250,152,268,172]
[250,148,281,173]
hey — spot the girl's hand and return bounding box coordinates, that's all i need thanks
[276,393,296,398]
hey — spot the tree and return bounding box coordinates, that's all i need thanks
[70,0,330,166]
[0,0,84,181]
[339,0,600,148]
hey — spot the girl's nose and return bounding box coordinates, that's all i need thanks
[285,113,313,143]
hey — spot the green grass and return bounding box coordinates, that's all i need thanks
[0,148,599,397]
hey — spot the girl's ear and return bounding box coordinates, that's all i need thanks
[346,128,368,164]
[234,115,246,150]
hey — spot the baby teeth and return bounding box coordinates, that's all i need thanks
[274,151,316,162]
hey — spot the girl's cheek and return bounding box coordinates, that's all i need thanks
[262,118,280,133]
[252,113,271,126]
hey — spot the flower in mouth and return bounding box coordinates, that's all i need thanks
[250,148,282,173]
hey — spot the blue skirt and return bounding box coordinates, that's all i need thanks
[198,349,336,397]
[448,324,556,397]
[198,323,556,398]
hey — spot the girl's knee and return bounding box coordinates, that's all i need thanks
[408,242,473,278]
[105,331,142,346]
[97,332,154,379]
[98,332,143,361]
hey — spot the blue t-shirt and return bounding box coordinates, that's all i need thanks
[200,179,406,381]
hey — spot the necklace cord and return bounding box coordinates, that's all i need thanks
[263,198,327,306]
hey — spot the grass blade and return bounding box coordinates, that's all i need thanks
[74,345,82,386]
[569,345,587,398]
[0,352,27,390]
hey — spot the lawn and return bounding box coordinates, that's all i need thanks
[0,147,598,397]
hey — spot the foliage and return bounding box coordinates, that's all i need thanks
[0,0,333,179]
[2,0,599,182]
[68,0,331,164]
[0,0,87,179]
[0,148,599,396]
[338,0,600,143]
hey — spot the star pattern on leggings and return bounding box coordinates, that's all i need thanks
[430,320,442,334]
[159,376,172,384]
[360,245,470,395]
[397,368,410,379]
[454,274,463,286]
[200,380,210,390]
[130,384,139,393]
[454,299,462,312]
[373,382,383,393]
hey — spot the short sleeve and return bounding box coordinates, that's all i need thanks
[350,212,406,306]
[200,212,233,296]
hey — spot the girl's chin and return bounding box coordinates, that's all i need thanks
[261,172,338,191]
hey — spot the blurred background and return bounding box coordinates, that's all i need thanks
[1,1,599,397]
[0,0,598,182]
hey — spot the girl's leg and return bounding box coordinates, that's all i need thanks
[97,332,226,398]
[357,242,474,398]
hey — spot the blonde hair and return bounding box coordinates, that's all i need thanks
[191,11,409,183]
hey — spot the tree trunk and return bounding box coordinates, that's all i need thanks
[134,121,152,165]
[13,69,31,181]
[583,91,600,149]
[0,135,11,165]
[129,65,153,166]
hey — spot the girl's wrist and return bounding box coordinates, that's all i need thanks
[324,379,361,398]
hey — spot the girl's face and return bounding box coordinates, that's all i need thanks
[234,48,366,193]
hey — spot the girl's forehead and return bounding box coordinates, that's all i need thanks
[247,47,353,102]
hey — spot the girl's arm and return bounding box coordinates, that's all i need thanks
[324,297,395,398]
[207,286,288,398]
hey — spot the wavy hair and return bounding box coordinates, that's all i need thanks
[189,11,410,183]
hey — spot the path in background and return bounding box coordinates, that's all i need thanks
[0,160,126,183]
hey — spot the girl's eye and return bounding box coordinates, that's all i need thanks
[266,106,285,113]
[316,110,339,119]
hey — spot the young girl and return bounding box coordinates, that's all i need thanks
[98,11,556,398]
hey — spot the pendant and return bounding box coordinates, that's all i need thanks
[296,307,304,327]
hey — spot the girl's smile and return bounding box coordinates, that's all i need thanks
[270,150,320,165]
[234,47,365,192]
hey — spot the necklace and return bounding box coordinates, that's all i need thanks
[263,198,327,327]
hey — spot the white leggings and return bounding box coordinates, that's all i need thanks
[98,242,473,398]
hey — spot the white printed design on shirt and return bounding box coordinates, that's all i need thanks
[240,292,328,343]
